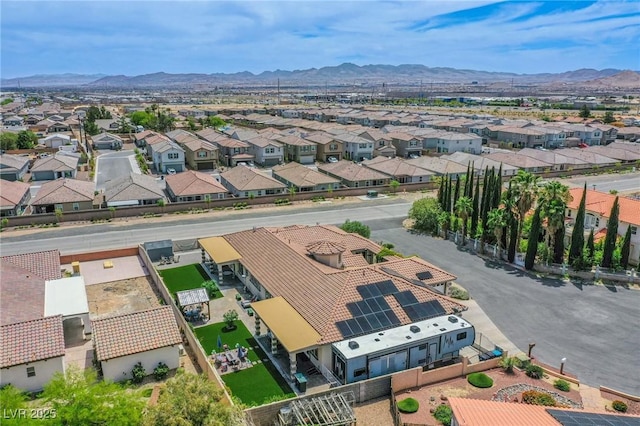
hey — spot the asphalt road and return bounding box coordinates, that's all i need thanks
[95,151,138,191]
[371,226,640,395]
[557,171,640,195]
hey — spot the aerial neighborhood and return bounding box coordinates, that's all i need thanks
[2,90,640,425]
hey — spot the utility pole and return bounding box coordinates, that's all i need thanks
[277,78,280,105]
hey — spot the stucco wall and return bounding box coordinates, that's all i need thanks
[100,345,179,383]
[0,357,65,392]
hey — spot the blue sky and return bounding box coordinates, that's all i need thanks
[1,1,639,78]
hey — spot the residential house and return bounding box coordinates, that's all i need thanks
[92,306,181,383]
[31,178,96,213]
[616,126,640,141]
[45,121,70,134]
[23,115,44,126]
[495,126,547,148]
[517,148,591,171]
[359,129,395,158]
[0,316,66,392]
[304,132,344,162]
[318,160,390,188]
[39,133,72,149]
[588,124,618,145]
[149,140,185,173]
[405,156,468,179]
[565,189,640,266]
[272,162,341,192]
[91,132,123,150]
[31,154,78,181]
[3,115,24,127]
[362,157,434,184]
[436,133,482,155]
[133,130,160,148]
[333,133,374,161]
[484,152,553,173]
[167,130,219,171]
[551,124,602,145]
[219,165,286,197]
[165,170,228,202]
[94,119,119,133]
[197,225,465,381]
[245,136,284,166]
[198,130,253,167]
[386,132,423,158]
[607,141,640,154]
[104,173,166,207]
[585,145,640,163]
[0,154,30,181]
[442,152,518,176]
[276,135,317,165]
[0,180,30,216]
[554,148,618,167]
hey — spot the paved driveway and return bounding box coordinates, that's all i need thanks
[95,150,139,191]
[371,222,640,395]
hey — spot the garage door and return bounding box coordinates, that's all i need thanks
[197,162,214,170]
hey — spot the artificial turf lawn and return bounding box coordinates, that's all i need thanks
[159,264,222,299]
[195,321,294,406]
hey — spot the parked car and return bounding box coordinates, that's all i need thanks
[578,143,589,148]
[327,156,338,163]
[408,153,420,159]
[166,168,176,175]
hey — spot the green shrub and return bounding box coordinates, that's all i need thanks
[201,280,218,298]
[522,389,556,406]
[140,388,153,398]
[449,287,469,300]
[153,362,169,380]
[397,397,419,413]
[525,364,544,379]
[131,362,146,383]
[467,372,493,388]
[499,356,517,374]
[433,404,452,425]
[612,400,628,412]
[554,379,571,392]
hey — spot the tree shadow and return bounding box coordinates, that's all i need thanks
[482,258,566,288]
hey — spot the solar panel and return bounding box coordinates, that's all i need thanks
[374,280,398,295]
[375,296,390,310]
[546,409,640,426]
[336,321,353,338]
[356,285,372,299]
[365,313,382,330]
[416,271,433,280]
[425,300,446,316]
[367,284,382,297]
[347,302,362,317]
[376,311,391,327]
[403,305,420,322]
[402,300,446,322]
[365,297,380,312]
[386,309,401,325]
[394,291,418,306]
[357,300,372,315]
[355,316,371,333]
[345,318,363,335]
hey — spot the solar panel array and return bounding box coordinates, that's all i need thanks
[416,271,433,280]
[546,409,640,426]
[336,279,446,339]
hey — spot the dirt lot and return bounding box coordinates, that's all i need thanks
[353,396,395,426]
[86,276,162,319]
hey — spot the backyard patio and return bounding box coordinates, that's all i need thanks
[159,264,223,299]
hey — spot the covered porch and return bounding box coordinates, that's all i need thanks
[251,297,323,386]
[176,288,211,323]
[198,236,243,285]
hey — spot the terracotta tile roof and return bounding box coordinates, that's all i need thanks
[1,249,61,281]
[196,128,233,143]
[223,225,465,344]
[374,257,457,286]
[555,148,617,165]
[0,154,30,171]
[306,240,346,255]
[318,160,390,182]
[362,157,435,178]
[134,130,157,140]
[220,166,286,191]
[443,152,518,172]
[165,170,227,196]
[485,152,553,169]
[0,315,65,368]
[518,148,589,166]
[0,262,46,325]
[585,146,640,161]
[145,134,172,145]
[92,306,181,361]
[567,188,640,226]
[31,154,78,172]
[31,178,95,205]
[607,141,640,154]
[276,135,317,147]
[246,136,283,148]
[303,132,336,145]
[104,173,165,203]
[272,162,340,187]
[448,397,560,426]
[0,180,30,208]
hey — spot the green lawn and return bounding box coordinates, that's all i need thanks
[158,264,222,299]
[195,321,294,406]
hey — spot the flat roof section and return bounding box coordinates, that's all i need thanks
[199,236,242,264]
[44,276,89,317]
[176,288,209,307]
[333,314,472,360]
[251,296,321,353]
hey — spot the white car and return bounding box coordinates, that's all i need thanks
[327,156,338,163]
[166,168,176,175]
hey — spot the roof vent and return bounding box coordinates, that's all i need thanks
[348,341,359,350]
[433,323,439,327]
[440,328,446,332]
[410,325,421,333]
[374,338,380,342]
[448,316,458,323]
[406,335,412,339]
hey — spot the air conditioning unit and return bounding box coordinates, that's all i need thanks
[178,344,185,356]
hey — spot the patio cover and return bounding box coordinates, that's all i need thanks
[44,276,89,317]
[176,288,209,307]
[199,237,242,264]
[252,296,321,353]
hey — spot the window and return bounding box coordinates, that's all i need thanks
[631,226,637,235]
[359,143,368,149]
[73,202,80,211]
[168,153,179,159]
[330,143,339,151]
[567,210,572,217]
[353,368,367,377]
[265,147,274,154]
[26,367,35,377]
[197,151,207,158]
[409,140,418,147]
[456,332,467,341]
[54,204,63,211]
[418,344,427,350]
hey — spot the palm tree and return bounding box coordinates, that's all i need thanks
[455,196,473,245]
[487,208,507,256]
[511,170,540,248]
[540,181,572,262]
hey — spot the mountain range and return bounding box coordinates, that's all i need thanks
[2,64,638,89]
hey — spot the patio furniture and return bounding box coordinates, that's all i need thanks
[235,294,243,301]
[247,308,254,317]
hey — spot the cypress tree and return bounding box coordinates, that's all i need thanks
[480,167,490,219]
[525,206,542,270]
[492,168,502,209]
[467,164,475,198]
[601,196,619,268]
[470,178,480,238]
[446,174,453,213]
[586,228,595,260]
[569,184,587,263]
[437,176,445,209]
[508,215,518,263]
[453,177,461,210]
[553,225,565,264]
[464,162,471,197]
[620,225,632,268]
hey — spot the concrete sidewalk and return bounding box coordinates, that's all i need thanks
[458,298,524,358]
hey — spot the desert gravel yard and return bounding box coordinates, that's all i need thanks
[86,276,161,319]
[352,396,395,426]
